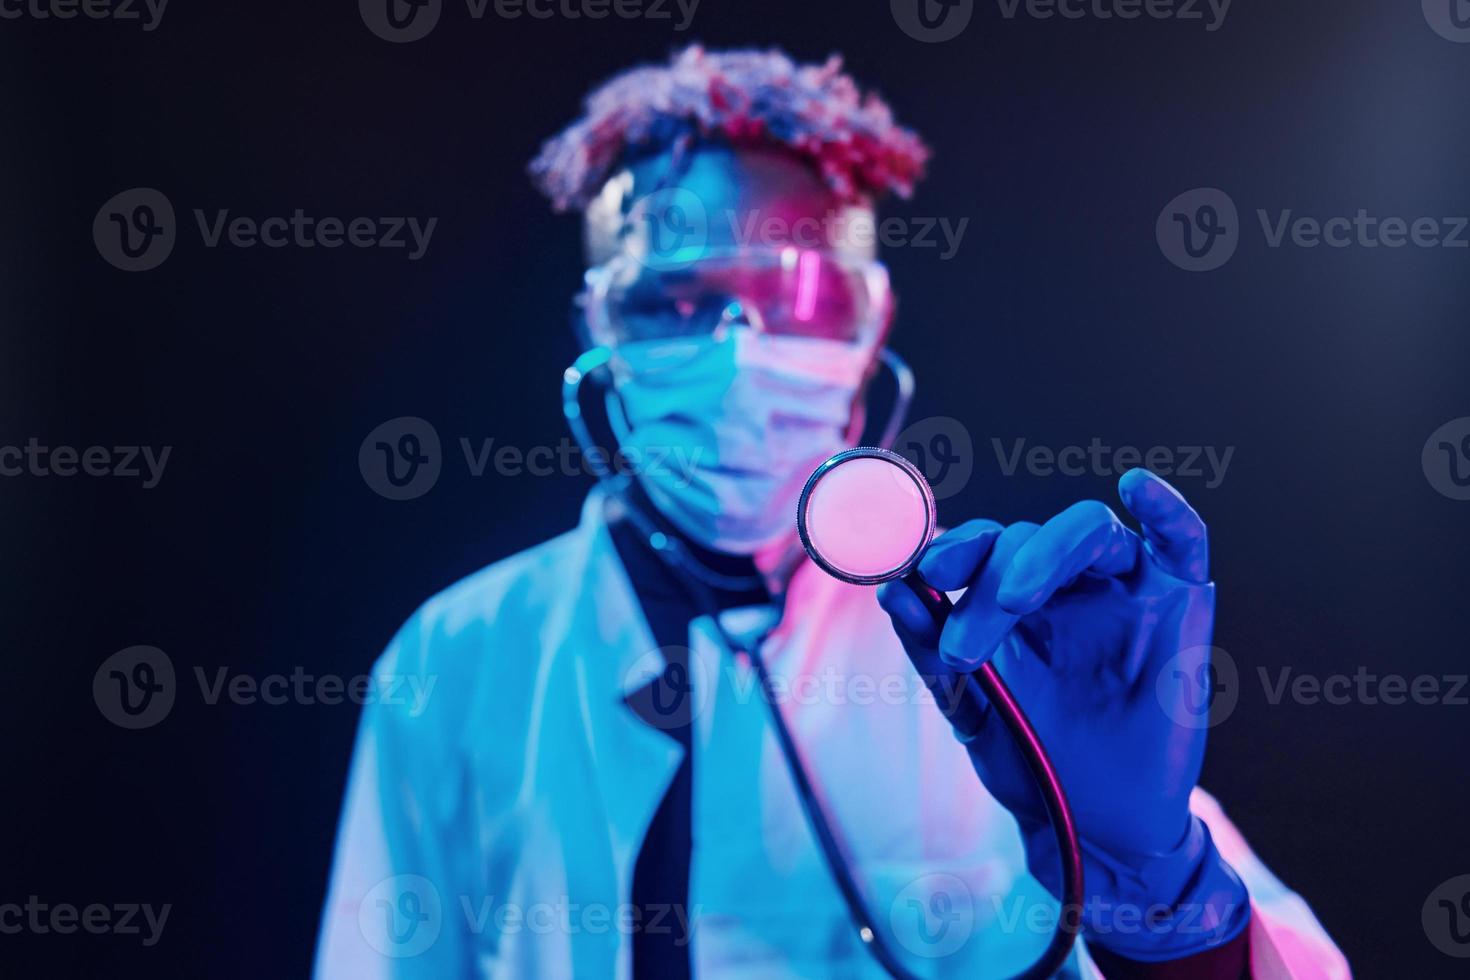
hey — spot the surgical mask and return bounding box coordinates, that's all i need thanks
[607,327,874,554]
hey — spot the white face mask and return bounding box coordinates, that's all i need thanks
[608,328,875,555]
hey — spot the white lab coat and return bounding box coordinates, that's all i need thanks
[315,490,1350,979]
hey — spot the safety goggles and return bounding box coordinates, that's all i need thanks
[580,247,891,348]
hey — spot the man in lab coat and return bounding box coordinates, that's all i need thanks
[316,47,1348,979]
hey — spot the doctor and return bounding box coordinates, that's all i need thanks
[316,47,1348,979]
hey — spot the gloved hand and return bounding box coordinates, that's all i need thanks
[878,469,1250,962]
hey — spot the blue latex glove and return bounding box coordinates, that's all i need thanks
[878,469,1250,962]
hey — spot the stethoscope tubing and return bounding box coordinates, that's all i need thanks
[901,572,1084,979]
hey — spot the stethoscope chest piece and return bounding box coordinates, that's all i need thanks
[797,447,936,586]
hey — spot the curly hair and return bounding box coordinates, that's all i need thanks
[529,46,930,212]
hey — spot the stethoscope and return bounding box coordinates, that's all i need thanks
[796,446,1084,979]
[564,349,1084,979]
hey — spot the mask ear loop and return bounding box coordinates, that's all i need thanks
[561,346,620,483]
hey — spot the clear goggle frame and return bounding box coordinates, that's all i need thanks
[580,246,892,350]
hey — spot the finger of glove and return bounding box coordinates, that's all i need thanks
[878,585,996,740]
[939,522,1040,670]
[877,579,943,649]
[1117,468,1210,583]
[995,500,1141,615]
[916,519,1005,591]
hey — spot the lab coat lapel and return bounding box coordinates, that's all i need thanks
[562,491,686,951]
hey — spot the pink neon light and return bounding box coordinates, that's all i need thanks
[793,249,820,323]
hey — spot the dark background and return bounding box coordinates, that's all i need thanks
[3,1,1468,976]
